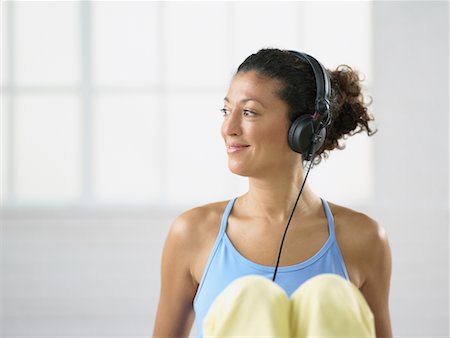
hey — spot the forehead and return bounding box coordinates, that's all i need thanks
[226,71,284,106]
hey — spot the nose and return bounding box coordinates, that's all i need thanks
[222,110,242,136]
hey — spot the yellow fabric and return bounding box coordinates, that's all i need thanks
[203,274,375,338]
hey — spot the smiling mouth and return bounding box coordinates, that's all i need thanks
[227,145,250,153]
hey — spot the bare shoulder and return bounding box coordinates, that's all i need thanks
[327,201,392,336]
[327,201,391,286]
[167,200,230,252]
[166,200,231,284]
[154,200,231,337]
[171,200,229,234]
[327,201,388,246]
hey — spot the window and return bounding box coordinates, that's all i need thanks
[1,1,373,208]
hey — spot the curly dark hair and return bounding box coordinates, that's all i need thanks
[236,48,377,165]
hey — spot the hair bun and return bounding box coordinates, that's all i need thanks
[317,65,377,162]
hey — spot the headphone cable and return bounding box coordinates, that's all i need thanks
[272,142,317,282]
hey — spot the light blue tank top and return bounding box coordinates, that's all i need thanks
[193,197,349,336]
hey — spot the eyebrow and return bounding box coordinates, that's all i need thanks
[223,97,266,108]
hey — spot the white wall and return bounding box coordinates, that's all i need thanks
[1,1,449,337]
[371,1,449,336]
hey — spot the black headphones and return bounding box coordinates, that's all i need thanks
[272,51,332,282]
[287,51,332,161]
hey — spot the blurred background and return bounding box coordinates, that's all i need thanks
[0,1,448,337]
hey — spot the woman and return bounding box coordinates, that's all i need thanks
[152,48,392,337]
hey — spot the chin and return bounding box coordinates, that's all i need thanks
[227,163,252,177]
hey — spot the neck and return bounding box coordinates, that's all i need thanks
[239,164,321,223]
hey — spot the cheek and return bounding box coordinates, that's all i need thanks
[220,120,228,140]
[262,122,290,147]
[249,128,289,158]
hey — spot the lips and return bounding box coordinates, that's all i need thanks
[226,143,250,153]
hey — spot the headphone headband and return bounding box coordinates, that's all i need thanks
[287,50,331,121]
[286,50,332,160]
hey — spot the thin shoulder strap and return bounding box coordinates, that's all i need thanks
[218,197,237,237]
[321,197,335,237]
[321,197,350,281]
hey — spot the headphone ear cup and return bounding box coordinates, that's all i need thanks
[288,115,314,155]
[288,115,326,158]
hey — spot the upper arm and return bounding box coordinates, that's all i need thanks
[360,219,393,338]
[152,213,199,338]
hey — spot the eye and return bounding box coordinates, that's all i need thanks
[220,108,231,117]
[243,109,256,117]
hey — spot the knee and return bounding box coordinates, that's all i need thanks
[305,272,349,287]
[204,275,291,336]
[292,273,374,322]
[290,274,375,337]
[292,273,353,301]
[220,275,288,306]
